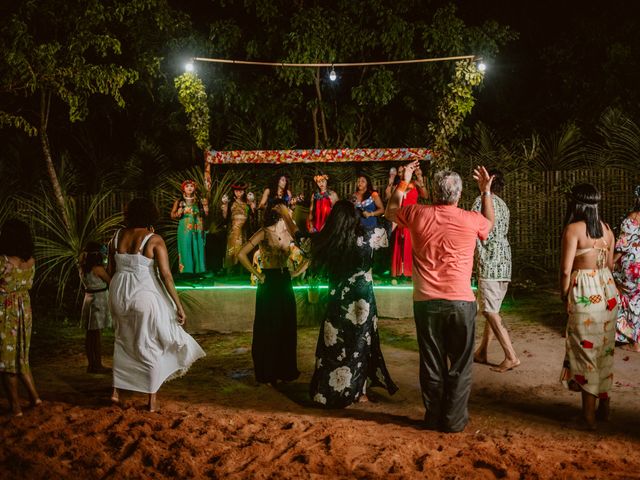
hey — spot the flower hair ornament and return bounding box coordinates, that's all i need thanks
[313,174,329,183]
[181,179,197,191]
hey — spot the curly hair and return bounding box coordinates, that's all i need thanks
[310,200,363,280]
[80,241,105,274]
[355,174,375,201]
[0,218,34,261]
[263,198,286,228]
[124,198,159,228]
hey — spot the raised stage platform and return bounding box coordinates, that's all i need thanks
[177,284,415,333]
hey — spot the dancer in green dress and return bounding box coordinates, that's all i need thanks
[171,179,208,274]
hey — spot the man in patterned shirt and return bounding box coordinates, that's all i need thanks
[472,169,520,372]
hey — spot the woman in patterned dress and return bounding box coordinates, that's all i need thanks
[308,200,398,408]
[170,180,208,274]
[222,183,256,275]
[560,184,618,429]
[613,186,640,351]
[0,219,41,417]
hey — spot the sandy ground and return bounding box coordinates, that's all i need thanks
[2,291,640,479]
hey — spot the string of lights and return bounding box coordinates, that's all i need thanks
[185,55,486,81]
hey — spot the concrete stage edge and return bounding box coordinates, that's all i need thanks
[179,286,415,333]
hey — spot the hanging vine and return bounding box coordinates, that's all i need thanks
[428,59,484,168]
[175,72,211,151]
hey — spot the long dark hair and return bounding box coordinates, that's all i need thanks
[268,174,290,201]
[263,198,286,228]
[81,241,105,274]
[355,173,375,201]
[633,185,640,212]
[311,200,363,279]
[564,183,603,238]
[0,218,34,261]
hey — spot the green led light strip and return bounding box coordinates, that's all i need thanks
[176,284,476,291]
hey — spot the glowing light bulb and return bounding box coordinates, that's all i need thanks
[185,62,195,72]
[478,62,487,73]
[329,68,337,82]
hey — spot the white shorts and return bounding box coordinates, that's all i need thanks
[478,280,509,313]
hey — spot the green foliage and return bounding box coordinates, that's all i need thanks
[174,72,211,151]
[204,1,515,149]
[429,59,485,168]
[23,187,123,302]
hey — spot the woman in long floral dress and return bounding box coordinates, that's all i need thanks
[309,200,398,408]
[0,219,42,417]
[170,180,208,274]
[613,186,640,351]
[559,184,618,430]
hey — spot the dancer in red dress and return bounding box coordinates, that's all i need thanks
[386,166,426,280]
[308,174,338,233]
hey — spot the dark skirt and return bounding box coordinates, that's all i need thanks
[252,268,300,383]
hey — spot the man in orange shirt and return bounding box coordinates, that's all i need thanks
[385,161,495,432]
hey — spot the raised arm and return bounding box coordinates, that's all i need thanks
[153,235,186,325]
[385,160,419,223]
[473,166,495,231]
[258,189,270,209]
[237,230,266,284]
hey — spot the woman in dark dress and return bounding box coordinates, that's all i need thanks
[309,200,398,408]
[237,200,300,384]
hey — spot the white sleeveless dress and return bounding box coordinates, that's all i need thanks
[109,231,205,393]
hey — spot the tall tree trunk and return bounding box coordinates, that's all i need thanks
[312,105,320,148]
[314,68,329,145]
[40,89,71,229]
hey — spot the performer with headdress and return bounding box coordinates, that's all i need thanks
[308,174,338,233]
[170,179,208,274]
[222,182,256,274]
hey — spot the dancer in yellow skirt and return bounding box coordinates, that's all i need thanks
[560,184,618,430]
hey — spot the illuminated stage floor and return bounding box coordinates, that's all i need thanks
[176,279,415,333]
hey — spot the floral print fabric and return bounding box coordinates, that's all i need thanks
[613,217,640,345]
[472,194,511,281]
[560,268,618,398]
[0,255,34,374]
[310,228,398,408]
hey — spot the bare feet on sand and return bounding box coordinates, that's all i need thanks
[110,389,120,405]
[490,359,521,373]
[358,394,369,403]
[473,352,488,364]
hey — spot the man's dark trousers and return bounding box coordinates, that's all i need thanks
[413,299,476,432]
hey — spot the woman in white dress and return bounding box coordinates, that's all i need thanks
[108,198,205,411]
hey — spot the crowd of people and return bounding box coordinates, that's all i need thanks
[1,162,639,433]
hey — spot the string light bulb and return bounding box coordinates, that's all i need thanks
[329,66,337,81]
[185,62,195,72]
[478,62,487,73]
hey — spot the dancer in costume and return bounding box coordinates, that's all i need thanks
[259,174,292,209]
[560,184,618,429]
[170,180,208,274]
[352,174,384,230]
[221,183,256,274]
[308,174,338,233]
[237,200,301,384]
[309,200,398,408]
[386,166,426,280]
